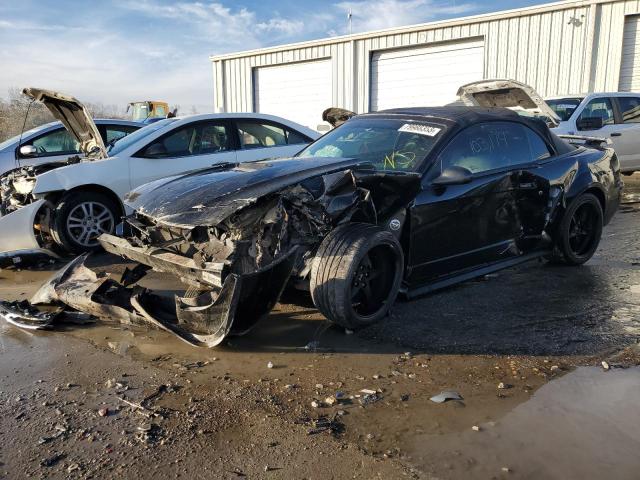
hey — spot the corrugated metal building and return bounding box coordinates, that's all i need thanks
[210,0,640,130]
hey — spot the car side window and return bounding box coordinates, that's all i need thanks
[237,121,287,149]
[438,122,540,174]
[141,122,230,158]
[27,129,80,156]
[105,125,138,144]
[617,97,640,123]
[285,128,311,145]
[525,127,552,160]
[577,98,615,126]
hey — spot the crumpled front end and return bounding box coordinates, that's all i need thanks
[3,163,419,347]
[94,166,420,346]
[0,162,77,261]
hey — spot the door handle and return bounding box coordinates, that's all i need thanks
[610,132,622,137]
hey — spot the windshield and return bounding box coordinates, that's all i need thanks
[297,118,444,171]
[130,103,151,121]
[108,118,178,156]
[546,98,582,122]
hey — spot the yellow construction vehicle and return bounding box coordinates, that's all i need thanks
[127,101,173,124]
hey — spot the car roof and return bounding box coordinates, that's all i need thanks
[171,112,305,123]
[359,106,526,128]
[546,92,640,100]
[94,119,143,126]
[166,112,319,138]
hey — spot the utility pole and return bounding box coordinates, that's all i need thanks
[348,8,352,34]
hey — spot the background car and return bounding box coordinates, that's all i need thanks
[0,88,320,256]
[0,119,142,176]
[546,93,640,174]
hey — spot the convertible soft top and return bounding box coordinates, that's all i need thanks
[361,106,575,155]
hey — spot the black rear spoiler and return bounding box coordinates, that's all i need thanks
[558,134,612,149]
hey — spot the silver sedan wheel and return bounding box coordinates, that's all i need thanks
[65,201,115,247]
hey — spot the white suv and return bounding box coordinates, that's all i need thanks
[546,93,640,173]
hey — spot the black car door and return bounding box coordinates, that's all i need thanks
[406,121,539,285]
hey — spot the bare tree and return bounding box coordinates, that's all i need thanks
[0,88,127,143]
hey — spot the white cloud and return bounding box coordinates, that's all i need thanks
[0,0,480,110]
[256,18,305,36]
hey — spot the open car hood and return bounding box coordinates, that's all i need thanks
[22,87,106,159]
[456,79,560,127]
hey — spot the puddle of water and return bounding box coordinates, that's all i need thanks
[408,366,640,479]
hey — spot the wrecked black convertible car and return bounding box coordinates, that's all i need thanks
[4,106,622,346]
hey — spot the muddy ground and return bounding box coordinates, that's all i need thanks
[1,176,640,479]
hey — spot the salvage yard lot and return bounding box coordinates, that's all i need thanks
[1,177,640,479]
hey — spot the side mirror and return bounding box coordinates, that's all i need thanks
[19,145,37,157]
[576,116,604,131]
[432,166,473,186]
[143,143,167,158]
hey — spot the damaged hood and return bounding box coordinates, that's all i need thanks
[22,87,106,159]
[457,79,560,127]
[125,157,375,228]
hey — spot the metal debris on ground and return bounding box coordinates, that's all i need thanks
[429,391,464,404]
[136,423,163,444]
[359,389,380,405]
[302,414,344,436]
[0,300,62,330]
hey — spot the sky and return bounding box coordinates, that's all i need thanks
[0,0,554,113]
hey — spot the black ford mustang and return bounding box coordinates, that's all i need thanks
[88,106,621,345]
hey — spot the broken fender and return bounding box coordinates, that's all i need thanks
[0,199,58,260]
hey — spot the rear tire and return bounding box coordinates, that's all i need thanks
[51,191,119,253]
[550,193,603,266]
[310,223,404,329]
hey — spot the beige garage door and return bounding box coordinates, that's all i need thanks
[619,15,640,91]
[370,39,485,111]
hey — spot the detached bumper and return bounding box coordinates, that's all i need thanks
[0,200,58,260]
[14,239,299,347]
[100,233,299,338]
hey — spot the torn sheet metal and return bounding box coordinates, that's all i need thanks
[122,157,375,230]
[0,300,62,330]
[132,273,241,348]
[19,248,297,347]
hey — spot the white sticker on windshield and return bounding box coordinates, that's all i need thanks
[399,123,441,137]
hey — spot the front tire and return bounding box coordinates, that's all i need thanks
[310,223,404,329]
[51,191,119,253]
[551,193,603,265]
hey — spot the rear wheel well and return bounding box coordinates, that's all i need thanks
[584,187,605,213]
